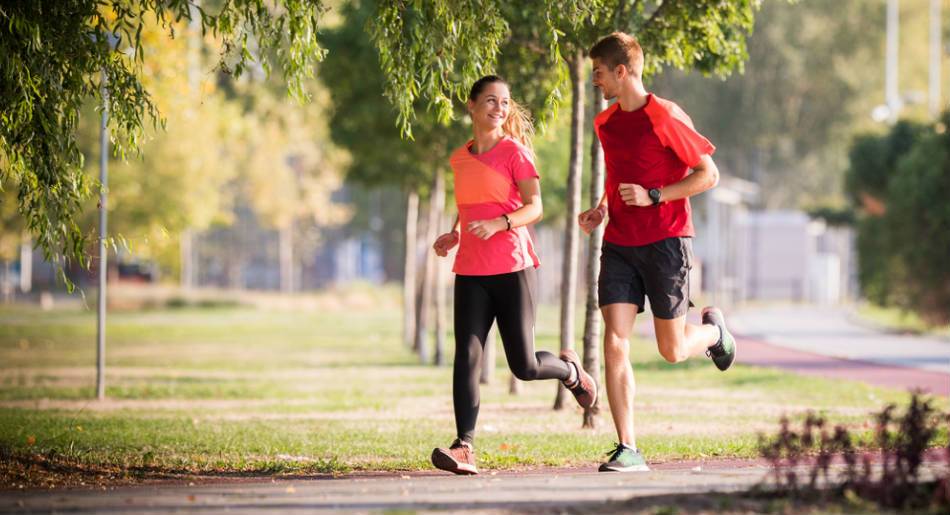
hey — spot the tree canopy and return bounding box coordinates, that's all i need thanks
[845,114,950,325]
[1,0,326,284]
[370,0,761,138]
[3,0,764,283]
[321,0,485,204]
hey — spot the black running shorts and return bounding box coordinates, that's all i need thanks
[597,237,694,319]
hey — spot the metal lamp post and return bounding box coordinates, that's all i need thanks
[95,32,119,401]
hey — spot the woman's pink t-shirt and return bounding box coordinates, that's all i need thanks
[449,136,541,276]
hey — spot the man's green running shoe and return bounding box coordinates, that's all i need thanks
[598,443,650,472]
[702,306,736,371]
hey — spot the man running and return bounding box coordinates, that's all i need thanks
[578,32,737,473]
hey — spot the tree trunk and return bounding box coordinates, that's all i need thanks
[19,235,32,293]
[1,261,11,304]
[180,229,194,289]
[403,190,420,348]
[554,50,586,410]
[279,220,294,293]
[413,242,425,354]
[416,173,442,363]
[480,326,496,384]
[432,170,448,365]
[583,92,607,429]
[435,250,449,365]
[509,369,522,395]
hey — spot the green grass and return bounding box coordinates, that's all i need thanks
[856,303,950,338]
[1,291,946,482]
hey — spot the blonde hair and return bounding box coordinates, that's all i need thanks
[469,75,535,158]
[503,98,535,158]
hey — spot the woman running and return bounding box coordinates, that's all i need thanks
[430,75,597,475]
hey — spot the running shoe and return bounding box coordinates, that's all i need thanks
[702,306,737,371]
[431,439,478,475]
[599,443,650,472]
[560,349,597,408]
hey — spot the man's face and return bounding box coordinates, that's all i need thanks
[591,58,620,100]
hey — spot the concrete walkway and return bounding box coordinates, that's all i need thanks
[632,304,949,396]
[731,305,950,396]
[731,305,950,374]
[2,462,770,515]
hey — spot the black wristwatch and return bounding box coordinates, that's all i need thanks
[648,188,662,206]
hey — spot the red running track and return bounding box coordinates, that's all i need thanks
[736,335,949,397]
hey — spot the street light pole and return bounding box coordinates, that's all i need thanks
[94,32,118,401]
[886,0,900,123]
[96,69,109,401]
[930,0,942,117]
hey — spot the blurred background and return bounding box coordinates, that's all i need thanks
[2,0,947,329]
[1,0,948,482]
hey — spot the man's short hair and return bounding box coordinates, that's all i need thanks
[589,32,644,78]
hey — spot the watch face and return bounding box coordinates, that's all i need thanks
[649,188,661,203]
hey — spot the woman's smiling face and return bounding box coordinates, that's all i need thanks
[468,81,510,131]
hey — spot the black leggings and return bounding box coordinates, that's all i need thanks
[453,267,571,444]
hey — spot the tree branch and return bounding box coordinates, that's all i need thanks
[511,37,550,56]
[614,0,642,31]
[643,0,673,30]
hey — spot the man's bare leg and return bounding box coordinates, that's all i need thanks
[601,303,638,447]
[653,315,719,364]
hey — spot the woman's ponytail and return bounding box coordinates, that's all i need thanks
[503,98,535,160]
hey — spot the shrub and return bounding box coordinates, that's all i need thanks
[758,392,949,510]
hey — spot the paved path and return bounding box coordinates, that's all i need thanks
[731,305,950,374]
[731,305,950,396]
[633,304,949,396]
[2,462,770,514]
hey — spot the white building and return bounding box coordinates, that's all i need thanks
[694,179,857,308]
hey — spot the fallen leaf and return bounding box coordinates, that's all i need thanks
[285,486,296,493]
[187,495,196,502]
[26,435,36,446]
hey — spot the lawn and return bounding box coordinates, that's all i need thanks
[855,303,950,338]
[1,287,945,486]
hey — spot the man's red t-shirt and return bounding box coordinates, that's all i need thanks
[594,94,715,247]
